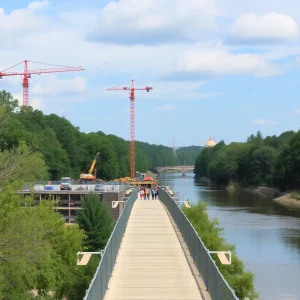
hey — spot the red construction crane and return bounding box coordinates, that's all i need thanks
[108,80,153,178]
[0,60,85,106]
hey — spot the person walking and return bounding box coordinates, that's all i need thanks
[151,188,155,200]
[139,188,144,200]
[154,188,158,199]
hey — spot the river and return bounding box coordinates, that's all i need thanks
[158,172,300,300]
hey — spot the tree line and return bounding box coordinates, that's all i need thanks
[194,130,300,191]
[0,90,199,181]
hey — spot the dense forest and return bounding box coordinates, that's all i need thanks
[0,90,199,180]
[176,146,202,165]
[194,130,300,191]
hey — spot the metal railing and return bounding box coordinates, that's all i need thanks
[83,188,138,300]
[159,189,239,300]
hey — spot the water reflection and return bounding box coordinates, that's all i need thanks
[159,172,300,300]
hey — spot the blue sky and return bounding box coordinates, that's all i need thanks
[1,0,300,147]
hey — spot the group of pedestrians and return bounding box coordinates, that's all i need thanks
[138,186,158,200]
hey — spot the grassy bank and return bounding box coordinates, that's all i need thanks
[273,191,300,208]
[290,192,300,200]
[182,201,259,300]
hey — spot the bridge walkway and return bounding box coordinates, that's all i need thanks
[104,198,203,300]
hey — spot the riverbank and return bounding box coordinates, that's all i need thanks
[273,193,300,208]
[226,185,280,198]
[227,185,300,209]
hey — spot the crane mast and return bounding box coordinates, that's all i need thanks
[107,80,152,178]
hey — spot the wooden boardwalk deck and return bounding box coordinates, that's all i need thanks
[104,199,203,300]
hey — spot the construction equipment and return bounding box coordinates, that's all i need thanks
[107,80,153,178]
[79,152,100,182]
[0,60,84,106]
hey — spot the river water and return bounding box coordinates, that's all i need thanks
[159,172,300,300]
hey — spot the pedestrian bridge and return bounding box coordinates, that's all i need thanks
[152,165,194,174]
[83,189,238,300]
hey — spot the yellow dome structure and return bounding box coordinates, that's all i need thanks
[205,137,216,148]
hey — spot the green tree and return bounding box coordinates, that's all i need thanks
[84,133,120,180]
[46,114,83,176]
[194,141,225,178]
[182,202,259,299]
[56,255,100,300]
[277,131,296,149]
[247,146,276,185]
[247,131,264,146]
[107,134,130,177]
[176,146,203,165]
[0,196,85,299]
[274,131,300,191]
[76,193,115,251]
[0,142,48,183]
[0,140,85,299]
[0,90,19,112]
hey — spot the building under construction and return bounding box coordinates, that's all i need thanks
[17,186,128,224]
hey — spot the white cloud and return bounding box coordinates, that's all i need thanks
[87,0,220,44]
[218,0,300,21]
[0,1,50,50]
[0,1,49,32]
[32,75,87,95]
[28,1,49,12]
[156,104,174,112]
[295,109,300,115]
[252,119,278,126]
[174,45,281,78]
[229,13,299,44]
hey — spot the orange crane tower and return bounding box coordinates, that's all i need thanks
[108,80,153,178]
[0,60,84,106]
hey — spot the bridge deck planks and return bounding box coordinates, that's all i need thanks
[104,199,203,300]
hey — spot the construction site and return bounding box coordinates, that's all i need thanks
[1,60,159,224]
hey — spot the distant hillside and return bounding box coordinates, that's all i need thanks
[0,90,180,180]
[176,146,203,165]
